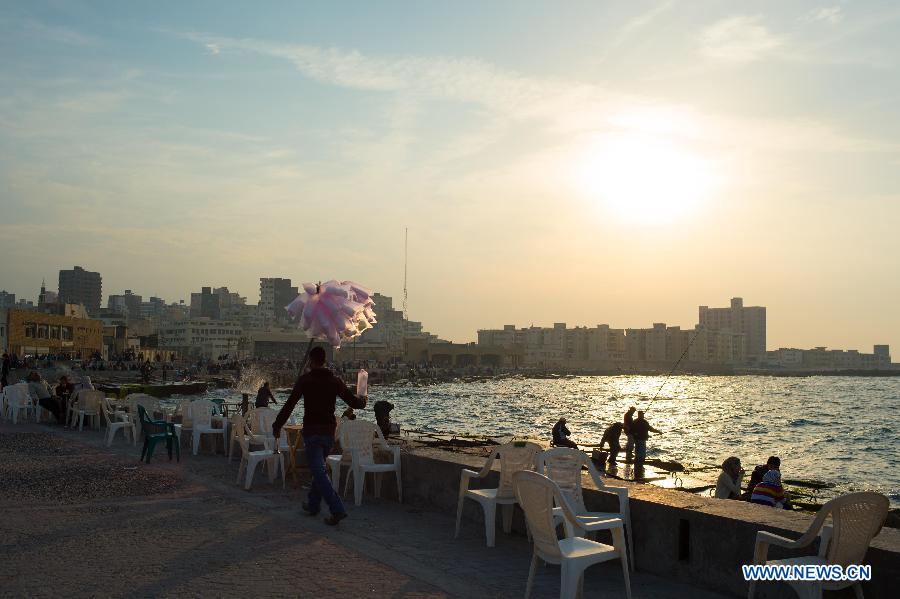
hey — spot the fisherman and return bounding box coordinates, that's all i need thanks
[255,381,278,408]
[623,407,636,454]
[629,410,661,464]
[552,417,578,449]
[140,360,153,384]
[272,346,367,525]
[715,456,745,500]
[599,421,624,457]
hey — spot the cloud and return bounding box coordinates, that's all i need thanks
[699,15,782,63]
[610,0,675,48]
[18,18,99,46]
[805,6,844,25]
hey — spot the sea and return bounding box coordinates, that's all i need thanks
[202,375,900,507]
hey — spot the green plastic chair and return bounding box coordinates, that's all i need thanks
[138,405,180,463]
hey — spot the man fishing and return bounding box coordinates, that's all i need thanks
[630,410,662,465]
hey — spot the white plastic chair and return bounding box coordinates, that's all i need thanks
[101,396,135,446]
[227,411,247,460]
[4,384,35,424]
[514,470,632,599]
[72,390,103,431]
[234,418,285,490]
[748,491,889,599]
[189,399,226,455]
[337,419,402,507]
[455,441,541,547]
[538,447,634,570]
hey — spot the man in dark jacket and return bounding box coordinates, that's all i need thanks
[630,410,661,464]
[255,381,277,408]
[552,417,578,448]
[273,347,366,525]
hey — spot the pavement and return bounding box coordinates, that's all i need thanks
[0,419,733,598]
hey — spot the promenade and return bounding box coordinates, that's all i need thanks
[0,421,731,598]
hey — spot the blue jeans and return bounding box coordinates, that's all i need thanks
[303,434,345,516]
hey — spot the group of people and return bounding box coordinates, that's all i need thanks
[716,455,792,509]
[8,371,94,425]
[553,406,663,466]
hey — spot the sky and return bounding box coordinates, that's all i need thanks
[1,1,899,351]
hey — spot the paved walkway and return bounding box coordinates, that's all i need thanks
[0,421,732,598]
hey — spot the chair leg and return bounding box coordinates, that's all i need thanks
[525,553,538,599]
[236,459,246,485]
[192,431,200,456]
[395,470,402,503]
[502,504,514,534]
[354,468,365,507]
[852,582,864,599]
[279,454,286,489]
[455,492,466,538]
[245,458,257,490]
[483,501,497,547]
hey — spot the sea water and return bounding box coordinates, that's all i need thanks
[200,375,900,506]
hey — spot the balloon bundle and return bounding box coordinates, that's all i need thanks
[285,280,377,347]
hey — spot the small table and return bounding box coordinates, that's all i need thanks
[282,424,304,483]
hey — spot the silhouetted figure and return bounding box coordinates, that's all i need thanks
[374,400,394,438]
[255,381,277,408]
[552,417,578,449]
[630,410,661,464]
[623,407,636,454]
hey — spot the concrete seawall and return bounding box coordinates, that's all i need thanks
[363,447,900,599]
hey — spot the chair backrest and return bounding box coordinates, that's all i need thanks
[101,397,117,422]
[78,390,105,413]
[513,471,563,561]
[822,492,889,569]
[538,447,588,513]
[340,419,379,465]
[188,399,214,428]
[177,399,193,426]
[246,408,277,436]
[8,384,31,407]
[495,442,541,499]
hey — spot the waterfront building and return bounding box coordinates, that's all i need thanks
[2,307,102,359]
[359,293,435,357]
[404,337,523,368]
[247,330,312,359]
[58,266,102,317]
[107,290,143,320]
[159,317,243,359]
[259,278,298,324]
[139,296,167,320]
[699,297,766,363]
[189,286,246,321]
[0,290,15,309]
[767,345,892,371]
[0,309,7,351]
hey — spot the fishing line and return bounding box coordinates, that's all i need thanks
[644,325,705,410]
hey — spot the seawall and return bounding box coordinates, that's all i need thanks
[364,447,900,599]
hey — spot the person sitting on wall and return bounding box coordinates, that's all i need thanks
[255,381,278,408]
[715,456,745,500]
[551,417,579,449]
[743,456,781,500]
[374,400,394,438]
[750,469,790,509]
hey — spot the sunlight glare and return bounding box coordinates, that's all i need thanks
[576,132,715,224]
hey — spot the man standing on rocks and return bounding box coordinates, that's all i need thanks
[273,346,367,525]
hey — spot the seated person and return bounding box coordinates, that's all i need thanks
[744,456,781,500]
[750,469,790,509]
[374,400,394,438]
[27,372,64,423]
[715,456,745,500]
[551,417,578,449]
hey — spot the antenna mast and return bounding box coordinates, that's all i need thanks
[403,227,408,320]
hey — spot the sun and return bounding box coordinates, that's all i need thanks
[575,133,715,224]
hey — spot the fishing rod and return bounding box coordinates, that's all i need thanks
[644,325,705,410]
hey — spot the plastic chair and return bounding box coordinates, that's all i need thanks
[336,419,402,507]
[455,441,541,547]
[514,470,631,599]
[101,397,135,446]
[748,491,889,599]
[538,447,634,570]
[72,390,104,431]
[4,384,36,423]
[234,417,285,490]
[137,405,180,463]
[125,394,160,438]
[189,399,226,455]
[227,411,247,460]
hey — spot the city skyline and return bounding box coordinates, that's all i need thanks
[2,2,899,352]
[1,268,893,355]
